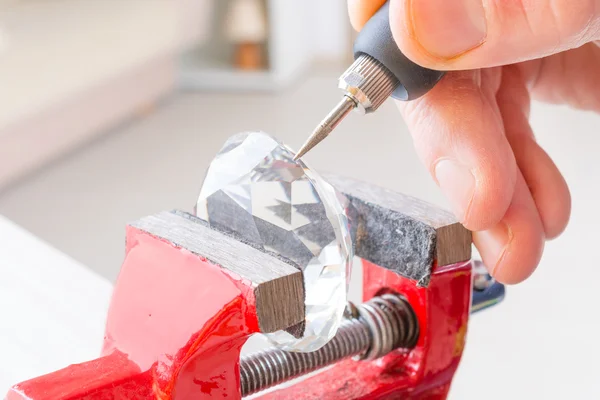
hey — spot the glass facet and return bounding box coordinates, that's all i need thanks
[195,132,353,351]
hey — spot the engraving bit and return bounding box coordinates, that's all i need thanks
[294,0,446,161]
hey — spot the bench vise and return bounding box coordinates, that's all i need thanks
[6,174,504,400]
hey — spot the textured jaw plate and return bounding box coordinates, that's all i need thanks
[324,174,472,286]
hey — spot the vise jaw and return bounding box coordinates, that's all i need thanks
[6,174,491,400]
[324,174,471,286]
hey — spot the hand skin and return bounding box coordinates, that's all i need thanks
[348,0,600,284]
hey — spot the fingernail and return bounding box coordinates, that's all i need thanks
[410,0,487,59]
[475,222,513,278]
[434,159,475,223]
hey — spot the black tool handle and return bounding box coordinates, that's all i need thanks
[353,1,445,101]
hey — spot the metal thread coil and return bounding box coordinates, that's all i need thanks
[239,293,419,397]
[339,54,399,113]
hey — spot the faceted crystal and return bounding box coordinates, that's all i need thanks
[195,132,353,352]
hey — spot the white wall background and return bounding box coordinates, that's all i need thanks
[307,0,352,60]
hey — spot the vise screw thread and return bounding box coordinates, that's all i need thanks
[239,294,419,397]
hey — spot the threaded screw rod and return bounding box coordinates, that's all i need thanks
[239,294,418,397]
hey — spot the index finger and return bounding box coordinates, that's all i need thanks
[397,69,517,231]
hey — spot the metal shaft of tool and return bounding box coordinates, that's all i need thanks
[239,294,419,397]
[294,54,398,161]
[293,96,356,160]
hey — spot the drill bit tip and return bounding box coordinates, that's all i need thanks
[293,125,332,161]
[293,96,356,161]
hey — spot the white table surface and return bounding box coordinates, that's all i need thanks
[0,216,112,395]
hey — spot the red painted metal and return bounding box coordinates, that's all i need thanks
[8,227,259,400]
[260,260,472,399]
[7,225,473,400]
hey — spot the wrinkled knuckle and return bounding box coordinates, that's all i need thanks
[550,0,600,44]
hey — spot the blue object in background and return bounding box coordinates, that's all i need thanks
[471,260,505,313]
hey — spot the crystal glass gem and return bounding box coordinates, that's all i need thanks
[195,132,353,352]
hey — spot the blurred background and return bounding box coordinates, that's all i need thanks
[0,0,599,398]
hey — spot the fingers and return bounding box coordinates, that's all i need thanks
[347,0,387,30]
[497,65,571,239]
[397,69,517,231]
[386,0,600,70]
[523,43,600,113]
[475,65,570,284]
[474,172,545,284]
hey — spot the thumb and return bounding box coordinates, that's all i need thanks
[386,0,600,69]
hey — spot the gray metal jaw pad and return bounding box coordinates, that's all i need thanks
[325,174,472,287]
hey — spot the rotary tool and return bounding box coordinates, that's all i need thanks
[294,1,446,160]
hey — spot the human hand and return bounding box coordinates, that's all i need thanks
[348,0,600,284]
